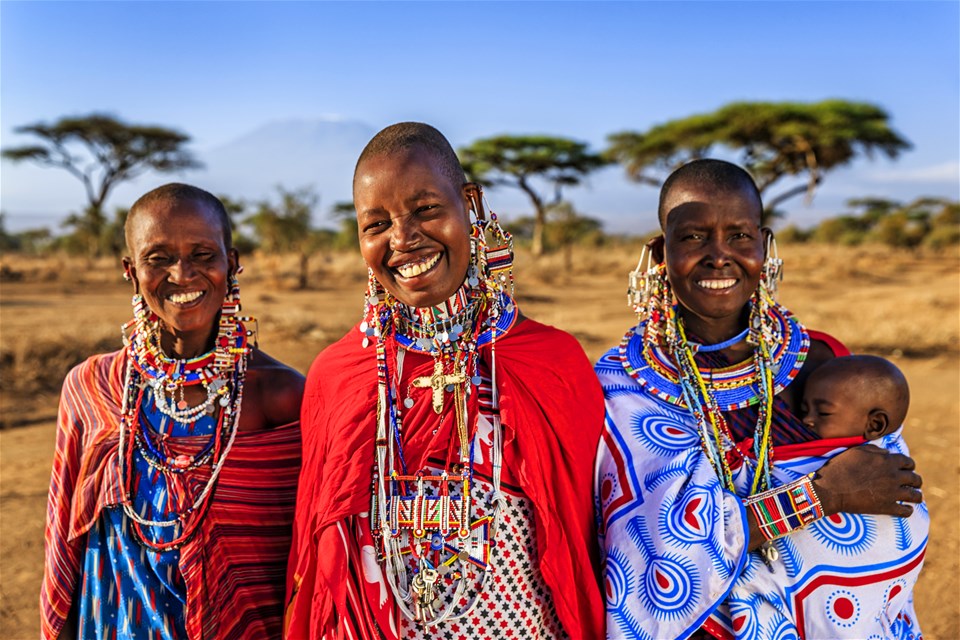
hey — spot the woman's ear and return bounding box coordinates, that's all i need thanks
[648,235,665,263]
[762,227,774,257]
[463,182,484,220]
[228,248,240,276]
[121,257,139,292]
[865,409,891,440]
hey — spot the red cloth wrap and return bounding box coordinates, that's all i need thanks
[285,318,605,639]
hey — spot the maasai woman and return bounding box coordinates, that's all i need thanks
[41,184,304,639]
[285,123,605,639]
[595,160,927,639]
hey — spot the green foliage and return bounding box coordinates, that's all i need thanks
[245,185,325,288]
[329,201,360,250]
[606,100,910,214]
[802,197,958,249]
[2,113,200,256]
[459,135,608,256]
[774,224,812,244]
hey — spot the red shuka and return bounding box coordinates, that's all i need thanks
[286,318,605,639]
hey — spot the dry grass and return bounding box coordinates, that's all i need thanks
[1,243,958,637]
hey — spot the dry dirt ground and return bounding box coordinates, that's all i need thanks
[2,244,958,638]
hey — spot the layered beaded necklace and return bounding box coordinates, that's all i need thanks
[366,213,516,625]
[117,282,254,552]
[620,289,809,495]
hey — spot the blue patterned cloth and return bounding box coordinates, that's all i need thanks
[594,346,928,640]
[78,390,215,639]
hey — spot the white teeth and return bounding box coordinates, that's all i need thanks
[697,279,737,290]
[167,291,203,304]
[396,253,440,278]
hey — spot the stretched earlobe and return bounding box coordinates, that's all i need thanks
[648,235,665,264]
[464,182,485,220]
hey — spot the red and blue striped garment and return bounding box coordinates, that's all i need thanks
[42,351,300,639]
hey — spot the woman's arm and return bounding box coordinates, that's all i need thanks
[743,443,922,551]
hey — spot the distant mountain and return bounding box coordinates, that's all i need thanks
[200,118,377,221]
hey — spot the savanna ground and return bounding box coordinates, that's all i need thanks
[1,242,958,638]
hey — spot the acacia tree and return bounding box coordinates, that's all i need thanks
[459,135,608,256]
[605,100,911,221]
[2,113,200,254]
[245,186,320,289]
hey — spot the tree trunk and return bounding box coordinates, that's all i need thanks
[298,252,309,290]
[532,205,546,257]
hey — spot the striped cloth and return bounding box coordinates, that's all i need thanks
[41,350,301,640]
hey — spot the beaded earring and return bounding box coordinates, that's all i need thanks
[131,292,158,345]
[468,185,515,301]
[748,234,784,348]
[762,233,783,294]
[627,244,677,351]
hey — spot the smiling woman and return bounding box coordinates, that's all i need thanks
[286,123,605,640]
[41,184,305,640]
[595,159,928,639]
[354,144,474,309]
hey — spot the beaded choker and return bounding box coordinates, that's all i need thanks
[620,301,808,411]
[620,298,809,495]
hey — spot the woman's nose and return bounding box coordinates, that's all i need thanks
[389,214,423,251]
[168,258,197,283]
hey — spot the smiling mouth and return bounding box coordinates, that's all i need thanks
[166,290,205,304]
[696,278,738,290]
[394,253,441,279]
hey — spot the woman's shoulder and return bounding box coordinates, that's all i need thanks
[63,349,126,391]
[246,349,306,426]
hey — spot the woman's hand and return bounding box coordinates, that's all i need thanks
[812,444,922,517]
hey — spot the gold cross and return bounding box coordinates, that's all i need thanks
[412,360,466,414]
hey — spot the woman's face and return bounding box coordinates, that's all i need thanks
[354,146,472,308]
[661,181,766,333]
[123,199,237,352]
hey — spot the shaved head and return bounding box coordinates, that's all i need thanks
[354,122,466,193]
[658,159,762,229]
[813,355,911,428]
[126,183,232,251]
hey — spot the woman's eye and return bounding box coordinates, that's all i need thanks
[364,220,389,233]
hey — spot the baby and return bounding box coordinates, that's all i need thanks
[801,354,910,440]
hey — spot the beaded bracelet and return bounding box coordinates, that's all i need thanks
[745,472,824,541]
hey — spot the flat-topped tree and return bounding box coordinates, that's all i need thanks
[2,113,201,255]
[459,135,608,256]
[605,100,911,224]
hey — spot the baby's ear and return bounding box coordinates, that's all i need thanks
[865,409,891,440]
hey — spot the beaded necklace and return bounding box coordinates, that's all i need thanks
[620,296,809,494]
[117,292,254,552]
[367,215,516,625]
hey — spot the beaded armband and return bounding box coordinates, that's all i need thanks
[744,473,824,541]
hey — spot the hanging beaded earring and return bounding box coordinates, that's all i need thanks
[748,233,784,348]
[467,183,514,301]
[627,243,676,351]
[762,232,783,295]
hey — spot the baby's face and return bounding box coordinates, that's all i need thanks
[800,374,869,440]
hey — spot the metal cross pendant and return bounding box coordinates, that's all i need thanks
[412,360,466,414]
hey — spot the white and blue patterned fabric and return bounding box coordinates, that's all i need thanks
[594,347,928,640]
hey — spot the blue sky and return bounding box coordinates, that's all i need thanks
[2,1,958,233]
